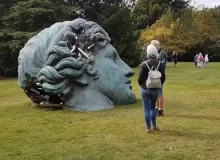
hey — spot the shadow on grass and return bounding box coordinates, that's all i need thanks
[35,104,64,111]
[170,113,220,121]
[161,129,220,141]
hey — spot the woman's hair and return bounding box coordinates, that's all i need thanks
[150,40,160,49]
[146,44,159,59]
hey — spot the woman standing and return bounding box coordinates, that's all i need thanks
[197,53,203,68]
[172,51,178,71]
[205,54,209,67]
[138,44,166,133]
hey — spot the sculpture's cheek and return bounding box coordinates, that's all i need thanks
[93,58,136,104]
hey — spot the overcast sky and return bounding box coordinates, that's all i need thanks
[191,0,220,8]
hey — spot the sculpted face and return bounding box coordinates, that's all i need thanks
[18,18,136,111]
[93,44,136,104]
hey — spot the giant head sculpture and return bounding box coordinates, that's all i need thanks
[18,18,136,111]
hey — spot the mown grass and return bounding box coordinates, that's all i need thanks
[0,62,220,160]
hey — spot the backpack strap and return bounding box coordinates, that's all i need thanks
[144,61,151,70]
[145,61,161,70]
[156,61,161,70]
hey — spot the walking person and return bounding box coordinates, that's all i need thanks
[172,51,178,71]
[138,44,166,133]
[205,54,209,67]
[194,53,198,68]
[197,53,203,68]
[151,40,167,116]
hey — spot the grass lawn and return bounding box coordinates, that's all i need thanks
[0,62,220,160]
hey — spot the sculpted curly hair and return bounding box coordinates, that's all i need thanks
[18,18,111,97]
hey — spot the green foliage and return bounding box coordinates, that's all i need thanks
[133,0,190,29]
[71,0,141,67]
[2,0,76,31]
[0,0,77,77]
[0,0,141,77]
[0,29,36,77]
[140,8,220,61]
[102,7,141,67]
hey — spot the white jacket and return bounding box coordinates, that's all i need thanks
[205,56,209,62]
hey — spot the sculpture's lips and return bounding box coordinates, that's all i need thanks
[126,80,132,90]
[126,80,131,84]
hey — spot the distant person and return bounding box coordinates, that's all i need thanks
[197,53,203,68]
[141,44,148,61]
[205,54,209,67]
[151,40,167,116]
[138,44,166,133]
[172,51,178,71]
[194,53,198,68]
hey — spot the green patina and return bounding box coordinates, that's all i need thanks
[18,18,136,111]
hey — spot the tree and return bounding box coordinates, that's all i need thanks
[0,0,77,77]
[102,7,141,66]
[140,8,220,61]
[133,0,190,29]
[0,0,141,77]
[70,0,141,66]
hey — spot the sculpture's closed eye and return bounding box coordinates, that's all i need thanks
[105,52,114,59]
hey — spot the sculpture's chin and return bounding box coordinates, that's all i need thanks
[128,91,136,104]
[126,91,136,104]
[112,90,136,105]
[62,89,115,111]
[63,105,114,111]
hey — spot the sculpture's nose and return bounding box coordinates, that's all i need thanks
[123,66,134,77]
[111,45,134,78]
[119,60,134,77]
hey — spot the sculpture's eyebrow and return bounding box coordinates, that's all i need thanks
[105,51,114,57]
[105,49,118,59]
[112,48,118,56]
